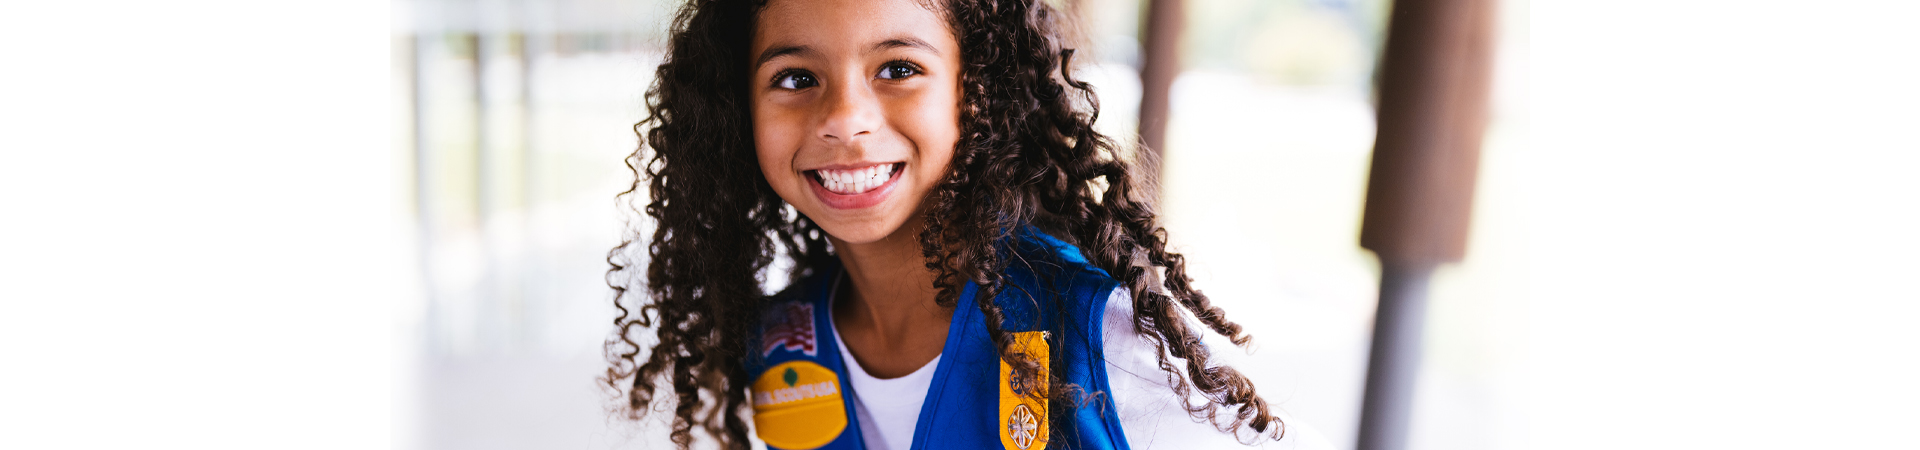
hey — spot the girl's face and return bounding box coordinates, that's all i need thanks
[750,0,963,245]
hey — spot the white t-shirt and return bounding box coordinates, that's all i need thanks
[829,282,1336,450]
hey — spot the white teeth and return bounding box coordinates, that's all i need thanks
[816,164,897,195]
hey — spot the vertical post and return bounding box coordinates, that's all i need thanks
[467,32,489,222]
[412,34,433,236]
[1137,0,1183,181]
[517,32,536,207]
[412,32,442,354]
[1355,261,1436,450]
[1355,0,1497,448]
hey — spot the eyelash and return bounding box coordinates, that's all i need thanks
[876,60,923,80]
[772,69,817,90]
[768,60,925,90]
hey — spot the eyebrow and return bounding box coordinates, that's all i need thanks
[753,37,941,69]
[870,37,938,55]
[754,45,816,70]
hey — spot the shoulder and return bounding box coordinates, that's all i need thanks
[1099,288,1339,450]
[1010,227,1107,275]
[992,227,1121,328]
[1005,227,1117,292]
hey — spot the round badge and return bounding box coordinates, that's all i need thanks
[751,360,848,449]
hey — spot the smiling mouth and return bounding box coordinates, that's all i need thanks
[808,163,904,195]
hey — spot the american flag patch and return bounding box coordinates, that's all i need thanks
[761,302,817,357]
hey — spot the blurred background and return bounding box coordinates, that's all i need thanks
[389,0,1526,448]
[11,0,1919,450]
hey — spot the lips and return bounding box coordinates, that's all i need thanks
[805,162,905,210]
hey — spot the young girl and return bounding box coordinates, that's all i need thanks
[605,0,1331,448]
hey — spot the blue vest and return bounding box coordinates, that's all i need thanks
[746,230,1132,450]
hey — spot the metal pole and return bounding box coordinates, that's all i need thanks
[1355,262,1436,450]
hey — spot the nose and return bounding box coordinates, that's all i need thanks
[817,81,881,143]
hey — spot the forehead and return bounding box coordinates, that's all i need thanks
[753,0,951,51]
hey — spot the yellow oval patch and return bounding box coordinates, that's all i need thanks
[752,360,848,449]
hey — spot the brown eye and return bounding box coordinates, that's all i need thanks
[876,63,919,80]
[775,71,818,90]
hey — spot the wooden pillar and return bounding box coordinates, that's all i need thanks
[1137,0,1183,180]
[1355,0,1497,448]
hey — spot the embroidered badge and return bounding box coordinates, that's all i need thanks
[999,331,1050,450]
[751,360,848,449]
[761,302,817,357]
[1006,404,1040,449]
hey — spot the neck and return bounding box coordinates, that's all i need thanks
[828,218,952,378]
[830,219,946,334]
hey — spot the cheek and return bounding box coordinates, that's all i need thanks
[753,105,804,183]
[751,116,817,216]
[899,88,962,174]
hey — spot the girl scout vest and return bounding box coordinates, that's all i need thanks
[745,230,1133,450]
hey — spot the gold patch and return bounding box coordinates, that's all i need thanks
[751,360,848,449]
[999,331,1050,450]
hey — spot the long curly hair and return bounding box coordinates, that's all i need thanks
[604,0,1285,447]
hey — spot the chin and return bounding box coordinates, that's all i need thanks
[814,215,910,246]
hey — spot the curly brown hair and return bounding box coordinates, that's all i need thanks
[603,0,1285,447]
